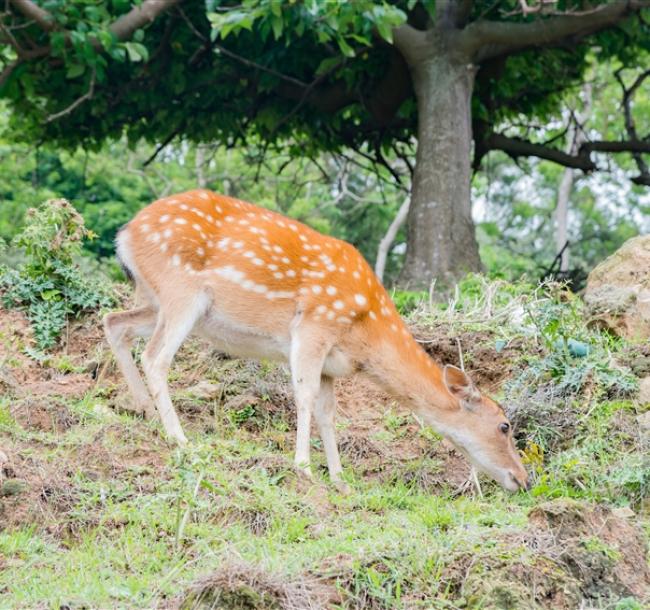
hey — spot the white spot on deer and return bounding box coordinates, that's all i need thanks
[180,204,189,210]
[353,271,361,279]
[316,305,327,314]
[172,254,181,267]
[286,269,296,277]
[214,265,244,283]
[160,243,168,252]
[369,311,377,320]
[159,214,170,223]
[140,223,150,232]
[300,256,309,263]
[225,216,235,223]
[217,238,230,250]
[337,317,351,324]
[299,235,307,242]
[243,251,255,258]
[311,285,322,294]
[252,258,264,266]
[391,324,398,332]
[238,219,249,226]
[215,205,223,213]
[273,272,284,279]
[233,241,244,249]
[199,191,210,200]
[354,294,367,306]
[326,286,337,296]
[174,218,187,225]
[197,247,205,256]
[333,300,344,310]
[381,307,390,316]
[327,265,336,272]
[192,223,201,231]
[326,310,335,320]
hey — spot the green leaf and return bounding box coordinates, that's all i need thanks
[316,56,340,76]
[41,289,61,301]
[124,42,149,63]
[65,64,86,79]
[376,21,393,44]
[271,14,283,40]
[337,37,355,58]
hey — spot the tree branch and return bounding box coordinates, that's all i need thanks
[45,69,96,122]
[464,1,650,62]
[392,23,430,65]
[614,67,650,185]
[109,0,182,41]
[486,132,596,171]
[9,0,181,43]
[485,131,650,174]
[9,0,56,32]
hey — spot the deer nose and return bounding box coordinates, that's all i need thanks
[508,471,530,492]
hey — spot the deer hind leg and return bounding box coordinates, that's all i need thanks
[289,319,333,477]
[103,306,157,418]
[313,375,345,488]
[140,295,209,446]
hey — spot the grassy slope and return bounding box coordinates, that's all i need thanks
[0,278,648,609]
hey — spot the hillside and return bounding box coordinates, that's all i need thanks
[0,278,648,609]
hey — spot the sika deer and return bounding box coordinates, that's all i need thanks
[104,190,529,492]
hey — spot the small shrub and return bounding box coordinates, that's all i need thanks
[0,199,114,351]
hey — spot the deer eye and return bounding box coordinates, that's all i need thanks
[499,422,510,434]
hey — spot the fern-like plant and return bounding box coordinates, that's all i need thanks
[0,198,114,351]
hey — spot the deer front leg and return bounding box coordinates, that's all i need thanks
[289,319,332,478]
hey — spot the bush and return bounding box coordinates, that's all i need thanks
[0,198,114,351]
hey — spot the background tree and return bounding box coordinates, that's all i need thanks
[1,0,649,287]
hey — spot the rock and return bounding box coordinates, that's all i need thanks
[186,380,224,401]
[638,376,650,406]
[584,235,650,340]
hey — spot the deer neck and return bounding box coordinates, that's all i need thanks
[356,320,456,426]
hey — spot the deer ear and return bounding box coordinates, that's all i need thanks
[443,365,480,406]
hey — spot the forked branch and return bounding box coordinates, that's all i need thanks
[465,1,650,62]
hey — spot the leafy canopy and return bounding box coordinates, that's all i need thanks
[2,1,647,167]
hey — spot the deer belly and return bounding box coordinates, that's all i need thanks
[194,309,290,362]
[322,347,355,377]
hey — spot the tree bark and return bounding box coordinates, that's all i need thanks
[398,50,481,288]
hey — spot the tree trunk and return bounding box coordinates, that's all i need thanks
[375,196,410,282]
[555,168,573,273]
[398,52,481,289]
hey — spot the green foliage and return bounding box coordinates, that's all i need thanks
[0,199,114,350]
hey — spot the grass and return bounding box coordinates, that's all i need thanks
[0,277,649,609]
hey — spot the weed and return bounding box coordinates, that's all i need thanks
[0,199,113,351]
